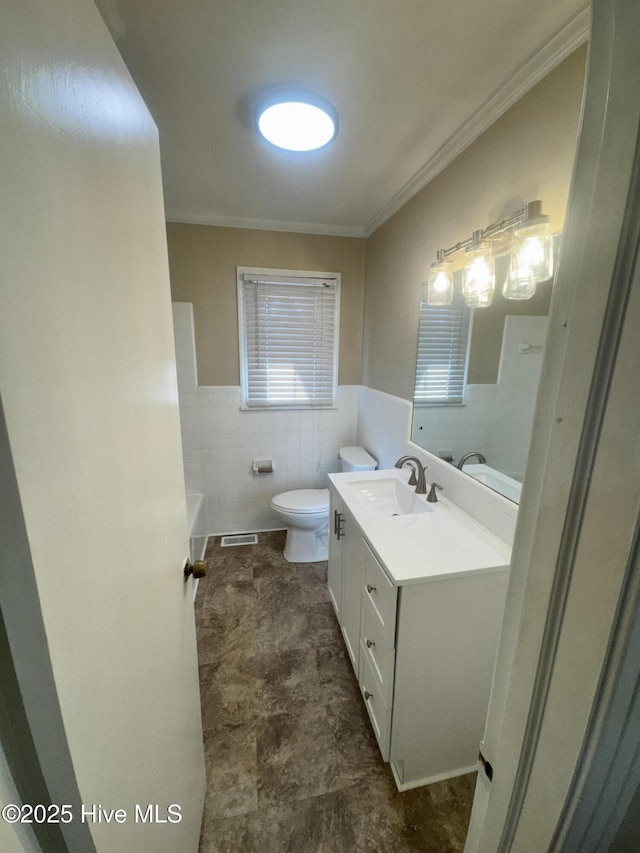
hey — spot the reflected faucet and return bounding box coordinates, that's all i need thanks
[457,451,487,470]
[394,456,428,494]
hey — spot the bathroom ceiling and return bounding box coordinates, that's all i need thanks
[97,0,589,237]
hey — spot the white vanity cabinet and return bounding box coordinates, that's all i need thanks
[328,485,367,674]
[359,541,508,789]
[357,541,397,760]
[327,488,344,619]
[327,471,511,791]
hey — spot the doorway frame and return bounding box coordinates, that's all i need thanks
[466,1,640,849]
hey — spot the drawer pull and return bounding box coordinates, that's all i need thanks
[364,689,373,701]
[366,584,377,594]
[366,637,376,648]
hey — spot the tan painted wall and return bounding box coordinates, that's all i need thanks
[363,46,587,400]
[167,224,366,386]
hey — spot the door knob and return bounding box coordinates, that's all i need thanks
[184,559,207,580]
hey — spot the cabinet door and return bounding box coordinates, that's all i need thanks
[341,506,367,675]
[327,488,344,620]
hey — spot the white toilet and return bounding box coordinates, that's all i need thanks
[271,445,377,562]
[338,445,378,474]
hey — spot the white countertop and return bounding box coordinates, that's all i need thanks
[328,469,512,586]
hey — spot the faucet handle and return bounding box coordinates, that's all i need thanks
[426,482,443,503]
[406,463,418,486]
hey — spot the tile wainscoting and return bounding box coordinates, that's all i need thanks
[356,386,518,546]
[411,316,547,483]
[173,304,358,535]
[173,304,517,544]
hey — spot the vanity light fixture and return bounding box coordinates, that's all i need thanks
[427,250,454,305]
[426,200,554,308]
[462,232,495,308]
[256,89,338,152]
[504,200,554,299]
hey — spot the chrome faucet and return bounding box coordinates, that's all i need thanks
[457,451,487,470]
[394,456,428,494]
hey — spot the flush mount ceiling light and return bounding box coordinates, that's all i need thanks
[256,89,338,152]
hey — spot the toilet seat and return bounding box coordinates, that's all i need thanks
[271,489,329,514]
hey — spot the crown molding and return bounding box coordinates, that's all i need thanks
[167,7,589,242]
[165,209,366,239]
[363,6,590,238]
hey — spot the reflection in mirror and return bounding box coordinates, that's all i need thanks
[411,253,552,503]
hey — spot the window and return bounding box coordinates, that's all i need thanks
[414,284,472,405]
[238,268,340,409]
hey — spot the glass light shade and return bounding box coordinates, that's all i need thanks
[502,269,537,300]
[462,242,495,308]
[427,257,453,305]
[506,219,553,299]
[256,93,338,152]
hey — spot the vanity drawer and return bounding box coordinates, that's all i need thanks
[359,643,391,761]
[363,541,397,636]
[361,596,396,705]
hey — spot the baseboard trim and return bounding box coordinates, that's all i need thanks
[206,526,286,538]
[390,761,479,792]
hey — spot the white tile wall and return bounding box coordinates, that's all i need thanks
[357,385,518,546]
[357,386,412,469]
[410,315,547,481]
[489,315,547,479]
[172,303,358,535]
[411,383,497,464]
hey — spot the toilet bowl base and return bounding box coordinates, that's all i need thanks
[282,526,328,563]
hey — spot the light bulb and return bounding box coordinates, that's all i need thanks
[427,255,453,305]
[462,238,495,308]
[505,202,553,299]
[256,90,338,152]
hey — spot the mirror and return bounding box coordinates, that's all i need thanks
[411,253,553,503]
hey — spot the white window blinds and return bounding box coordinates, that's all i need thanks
[239,272,339,409]
[414,286,471,405]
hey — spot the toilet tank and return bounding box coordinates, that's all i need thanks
[339,446,377,472]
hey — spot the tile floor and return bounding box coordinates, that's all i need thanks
[196,531,475,852]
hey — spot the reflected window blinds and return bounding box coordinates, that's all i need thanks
[414,287,471,405]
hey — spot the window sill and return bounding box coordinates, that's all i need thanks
[413,402,467,408]
[239,405,338,412]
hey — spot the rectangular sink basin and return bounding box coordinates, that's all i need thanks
[348,477,432,516]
